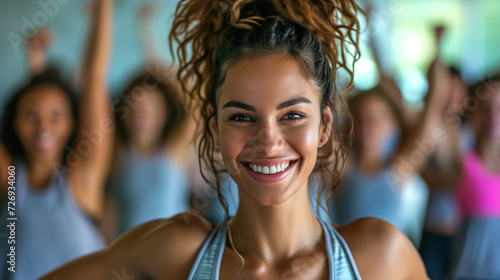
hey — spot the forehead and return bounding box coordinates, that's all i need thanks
[218,55,319,109]
[19,84,70,108]
[354,94,391,113]
[132,87,165,102]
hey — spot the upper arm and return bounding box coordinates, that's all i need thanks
[41,213,212,280]
[69,0,115,216]
[74,0,114,176]
[338,218,428,280]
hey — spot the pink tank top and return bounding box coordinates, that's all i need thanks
[456,151,500,218]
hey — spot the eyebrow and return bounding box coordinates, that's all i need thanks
[222,97,312,111]
[222,101,255,111]
[276,97,312,109]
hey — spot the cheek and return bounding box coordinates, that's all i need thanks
[284,123,319,165]
[154,110,168,128]
[218,127,248,165]
[290,125,316,150]
[14,117,35,140]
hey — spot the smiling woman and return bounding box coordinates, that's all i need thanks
[40,0,428,279]
[213,57,328,207]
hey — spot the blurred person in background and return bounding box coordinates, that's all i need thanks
[418,66,473,280]
[0,0,114,279]
[331,57,452,247]
[103,3,193,240]
[448,76,500,279]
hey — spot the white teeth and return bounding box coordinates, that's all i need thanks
[35,131,55,149]
[250,164,257,172]
[269,166,277,174]
[248,161,291,175]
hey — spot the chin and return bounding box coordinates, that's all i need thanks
[242,183,298,206]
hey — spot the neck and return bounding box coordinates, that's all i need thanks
[130,139,160,156]
[356,146,382,172]
[26,156,60,190]
[229,183,322,264]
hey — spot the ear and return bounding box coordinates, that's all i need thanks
[319,106,333,148]
[207,105,220,147]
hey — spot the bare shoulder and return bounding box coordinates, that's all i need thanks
[42,212,213,280]
[114,213,214,279]
[336,217,428,280]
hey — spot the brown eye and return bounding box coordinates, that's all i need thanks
[282,112,305,120]
[230,114,252,122]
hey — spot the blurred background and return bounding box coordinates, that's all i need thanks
[1,1,500,279]
[0,0,179,107]
[1,0,500,108]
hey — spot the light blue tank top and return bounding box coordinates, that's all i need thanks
[332,166,428,247]
[449,218,500,279]
[333,166,403,229]
[0,162,104,280]
[111,148,190,235]
[187,220,362,279]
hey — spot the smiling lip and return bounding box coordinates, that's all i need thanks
[34,131,55,150]
[242,159,298,183]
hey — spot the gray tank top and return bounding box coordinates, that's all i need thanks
[0,162,104,280]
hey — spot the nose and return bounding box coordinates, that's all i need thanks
[36,116,52,132]
[250,122,285,156]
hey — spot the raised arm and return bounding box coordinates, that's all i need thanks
[364,4,385,78]
[70,0,114,218]
[389,59,452,183]
[364,4,407,123]
[137,2,162,64]
[26,28,53,76]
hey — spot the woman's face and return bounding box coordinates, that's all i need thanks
[353,95,398,153]
[210,55,330,206]
[123,89,167,147]
[14,84,74,162]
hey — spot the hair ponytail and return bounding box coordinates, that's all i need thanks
[170,0,361,104]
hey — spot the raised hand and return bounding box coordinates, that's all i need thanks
[426,58,453,113]
[27,28,53,75]
[139,2,155,19]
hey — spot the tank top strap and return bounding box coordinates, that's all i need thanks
[321,220,362,280]
[188,220,362,280]
[188,222,227,280]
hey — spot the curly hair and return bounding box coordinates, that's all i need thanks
[169,0,362,221]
